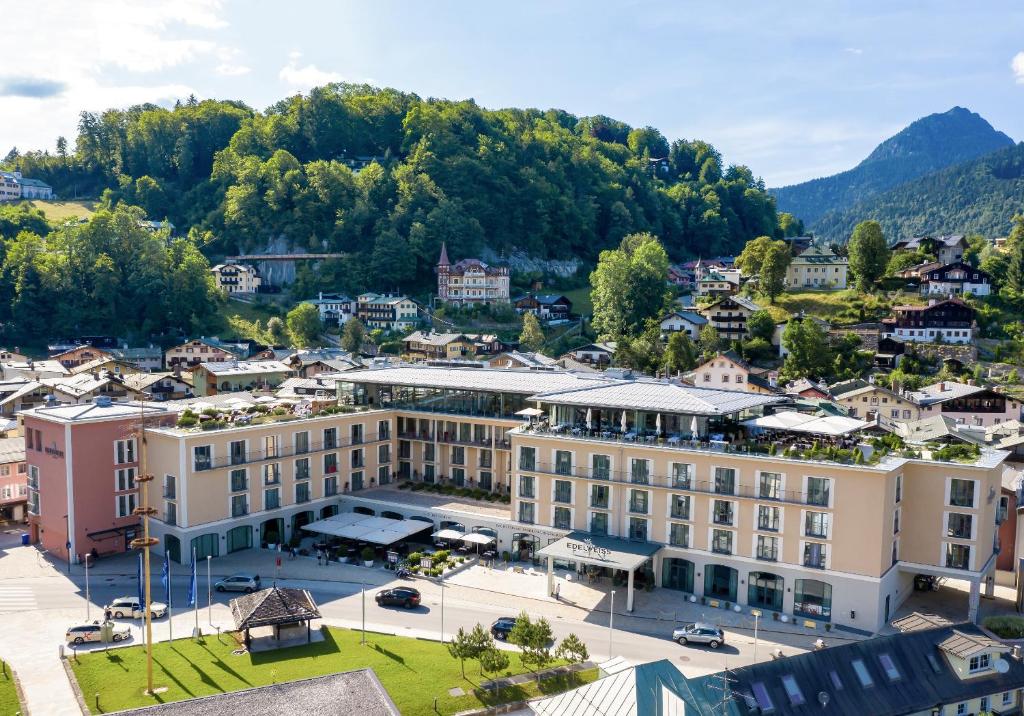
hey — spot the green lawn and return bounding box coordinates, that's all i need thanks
[562,287,593,317]
[0,661,21,716]
[19,198,97,223]
[771,288,925,325]
[70,627,594,715]
[219,297,288,343]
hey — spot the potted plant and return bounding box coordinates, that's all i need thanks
[361,546,375,567]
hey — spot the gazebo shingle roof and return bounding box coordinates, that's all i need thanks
[230,587,321,630]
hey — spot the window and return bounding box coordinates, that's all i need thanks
[295,482,310,503]
[851,659,874,687]
[628,517,647,541]
[878,654,901,682]
[1003,691,1013,706]
[351,448,364,468]
[451,446,465,465]
[555,451,573,476]
[295,431,309,454]
[946,542,971,570]
[670,463,692,489]
[378,465,389,485]
[229,469,247,492]
[262,463,280,485]
[804,511,830,538]
[451,467,465,486]
[554,506,572,530]
[630,489,649,514]
[713,500,734,525]
[671,494,690,520]
[829,671,843,691]
[231,494,248,516]
[351,470,364,490]
[519,447,536,471]
[980,696,990,712]
[669,523,689,547]
[116,493,137,518]
[115,467,137,492]
[115,438,136,465]
[323,427,338,450]
[893,508,900,534]
[630,459,650,484]
[478,470,492,490]
[519,475,535,499]
[296,457,311,480]
[968,654,991,673]
[324,475,338,497]
[758,472,782,499]
[378,420,390,440]
[554,480,572,503]
[712,529,733,554]
[758,505,780,531]
[590,512,608,536]
[378,444,390,463]
[895,474,902,503]
[590,484,609,509]
[193,445,212,471]
[751,682,775,713]
[803,542,827,568]
[424,443,435,462]
[949,478,975,508]
[806,477,830,506]
[518,502,535,524]
[780,675,805,706]
[264,488,280,510]
[163,474,176,500]
[714,467,735,495]
[591,454,610,480]
[350,424,364,444]
[757,535,779,561]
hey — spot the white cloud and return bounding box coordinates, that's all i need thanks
[844,47,864,55]
[279,53,342,92]
[214,47,251,77]
[1013,51,1024,84]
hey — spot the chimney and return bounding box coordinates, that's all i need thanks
[939,382,946,391]
[1013,645,1023,661]
[928,298,937,307]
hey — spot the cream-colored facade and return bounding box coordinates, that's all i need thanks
[784,248,849,290]
[832,383,924,421]
[210,263,262,294]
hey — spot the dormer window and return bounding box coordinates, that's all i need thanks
[968,654,991,673]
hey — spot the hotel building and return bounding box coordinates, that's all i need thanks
[23,366,1008,633]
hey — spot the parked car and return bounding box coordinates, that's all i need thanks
[375,587,421,609]
[214,574,261,593]
[490,617,517,640]
[65,621,131,645]
[672,622,725,649]
[104,596,167,619]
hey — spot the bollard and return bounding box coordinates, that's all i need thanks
[433,696,438,712]
[95,693,100,710]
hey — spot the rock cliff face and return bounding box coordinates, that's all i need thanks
[480,248,582,278]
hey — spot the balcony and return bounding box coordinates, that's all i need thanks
[192,432,388,471]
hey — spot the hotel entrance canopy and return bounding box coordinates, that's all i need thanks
[537,532,660,572]
[301,512,429,545]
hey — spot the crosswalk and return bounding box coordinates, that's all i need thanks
[0,584,36,613]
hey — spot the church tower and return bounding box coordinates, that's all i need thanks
[436,242,451,300]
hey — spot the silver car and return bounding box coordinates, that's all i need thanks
[66,621,131,645]
[105,596,167,619]
[673,622,725,648]
[214,573,262,593]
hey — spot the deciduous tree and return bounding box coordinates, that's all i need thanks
[590,233,670,339]
[286,302,322,347]
[848,220,889,291]
[341,317,368,353]
[519,312,545,352]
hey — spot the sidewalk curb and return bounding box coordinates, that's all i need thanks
[7,662,30,716]
[61,654,91,716]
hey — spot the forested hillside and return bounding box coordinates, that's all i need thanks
[770,107,1014,225]
[2,85,780,295]
[812,142,1024,242]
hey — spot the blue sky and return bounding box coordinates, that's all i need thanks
[2,1,1023,186]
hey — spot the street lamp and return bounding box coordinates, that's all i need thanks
[438,577,446,644]
[206,555,212,626]
[64,514,70,574]
[608,590,616,659]
[84,553,92,621]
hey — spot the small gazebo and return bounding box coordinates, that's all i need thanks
[229,586,321,649]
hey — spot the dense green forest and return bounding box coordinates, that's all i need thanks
[2,85,782,297]
[812,141,1024,242]
[770,107,1014,226]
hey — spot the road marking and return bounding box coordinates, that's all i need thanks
[0,585,37,612]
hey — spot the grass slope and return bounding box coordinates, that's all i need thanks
[20,198,97,223]
[70,627,594,715]
[771,288,926,325]
[0,661,21,716]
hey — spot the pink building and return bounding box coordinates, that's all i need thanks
[0,436,27,522]
[24,399,173,562]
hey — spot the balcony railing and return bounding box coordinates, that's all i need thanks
[194,432,387,471]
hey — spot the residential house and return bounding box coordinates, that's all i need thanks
[666,265,693,289]
[2,172,52,200]
[784,246,848,290]
[830,378,922,422]
[109,345,164,372]
[698,295,761,342]
[0,349,28,363]
[120,372,194,401]
[356,293,419,331]
[0,360,69,381]
[659,311,707,340]
[0,172,21,201]
[892,234,968,265]
[69,357,142,377]
[696,268,742,298]
[274,376,341,410]
[565,342,616,367]
[51,345,114,369]
[874,336,906,369]
[908,381,1022,428]
[486,351,557,370]
[920,261,992,297]
[0,379,48,416]
[885,298,976,345]
[780,235,814,255]
[512,294,572,321]
[304,292,354,326]
[898,259,943,281]
[165,339,242,369]
[39,371,147,404]
[691,351,777,394]
[402,332,479,362]
[210,263,262,294]
[0,436,27,522]
[285,349,362,378]
[192,360,294,396]
[784,377,830,400]
[436,243,510,305]
[138,219,175,234]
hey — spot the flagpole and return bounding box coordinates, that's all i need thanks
[193,547,199,638]
[167,555,173,643]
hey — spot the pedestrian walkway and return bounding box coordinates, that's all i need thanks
[479,660,597,692]
[0,583,35,613]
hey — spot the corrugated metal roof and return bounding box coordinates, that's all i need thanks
[342,365,614,395]
[199,360,292,376]
[532,380,783,415]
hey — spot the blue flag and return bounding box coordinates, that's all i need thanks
[187,551,197,607]
[137,552,144,608]
[162,554,171,608]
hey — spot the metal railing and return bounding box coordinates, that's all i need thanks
[193,432,388,471]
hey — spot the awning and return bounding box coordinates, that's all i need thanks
[461,532,496,545]
[432,528,465,540]
[515,407,545,417]
[743,412,870,436]
[87,523,139,541]
[301,512,430,545]
[537,531,660,571]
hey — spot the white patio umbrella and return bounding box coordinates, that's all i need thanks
[655,413,662,435]
[690,415,699,437]
[586,408,593,430]
[620,411,628,433]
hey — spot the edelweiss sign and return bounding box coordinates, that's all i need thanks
[566,539,611,561]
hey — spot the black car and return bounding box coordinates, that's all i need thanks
[375,587,421,609]
[490,617,517,640]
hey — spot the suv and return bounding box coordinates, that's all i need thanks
[66,622,131,645]
[104,597,167,619]
[672,622,725,649]
[214,574,261,593]
[490,617,517,640]
[375,587,421,609]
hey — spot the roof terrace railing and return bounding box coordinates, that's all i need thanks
[193,432,388,471]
